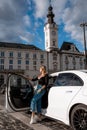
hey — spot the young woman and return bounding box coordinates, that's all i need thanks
[29,65,49,124]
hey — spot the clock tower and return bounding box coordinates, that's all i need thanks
[44,4,58,52]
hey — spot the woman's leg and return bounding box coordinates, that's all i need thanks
[30,90,45,124]
[30,95,37,124]
[37,98,41,113]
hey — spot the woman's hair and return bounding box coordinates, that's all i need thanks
[40,65,46,73]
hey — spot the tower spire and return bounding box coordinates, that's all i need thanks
[47,0,55,24]
[44,0,58,52]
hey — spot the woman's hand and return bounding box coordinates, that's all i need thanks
[37,88,42,93]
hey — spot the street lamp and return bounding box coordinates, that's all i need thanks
[80,22,87,69]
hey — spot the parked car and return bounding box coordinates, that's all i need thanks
[6,70,87,130]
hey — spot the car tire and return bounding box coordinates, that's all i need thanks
[70,104,87,130]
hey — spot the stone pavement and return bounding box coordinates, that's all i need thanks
[0,108,73,130]
[0,110,33,130]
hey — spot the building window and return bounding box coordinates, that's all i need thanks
[53,64,57,71]
[9,52,13,57]
[80,57,82,62]
[53,53,57,60]
[26,66,29,70]
[9,65,13,70]
[18,65,21,69]
[0,65,4,70]
[73,65,76,70]
[72,57,76,65]
[33,66,37,70]
[33,54,37,59]
[26,60,29,65]
[40,61,44,64]
[0,59,4,64]
[53,41,56,46]
[40,54,44,59]
[18,60,21,64]
[33,61,37,65]
[65,56,68,64]
[18,52,21,58]
[53,62,57,71]
[9,59,13,64]
[79,57,83,66]
[0,52,4,57]
[25,53,29,59]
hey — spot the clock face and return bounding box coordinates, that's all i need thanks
[52,31,56,36]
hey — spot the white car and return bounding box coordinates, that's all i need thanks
[6,70,87,130]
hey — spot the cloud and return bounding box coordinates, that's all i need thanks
[62,0,87,46]
[0,0,87,51]
[33,0,86,44]
[23,15,31,27]
[33,0,49,19]
[0,0,44,45]
[20,34,33,43]
[0,0,30,43]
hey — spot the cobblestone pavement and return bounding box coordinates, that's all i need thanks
[0,111,33,130]
[24,111,73,130]
[0,94,73,130]
[0,109,73,130]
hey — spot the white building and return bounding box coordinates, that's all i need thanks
[0,4,85,85]
[0,43,48,85]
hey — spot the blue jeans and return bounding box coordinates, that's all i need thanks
[30,85,45,113]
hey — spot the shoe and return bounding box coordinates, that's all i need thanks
[30,117,37,124]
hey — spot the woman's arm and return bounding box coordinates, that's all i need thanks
[20,74,38,81]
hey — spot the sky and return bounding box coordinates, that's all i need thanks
[0,0,87,52]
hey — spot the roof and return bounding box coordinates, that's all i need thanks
[60,41,79,52]
[0,42,41,51]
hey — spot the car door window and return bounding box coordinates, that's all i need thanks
[54,73,83,86]
[47,76,57,89]
[8,74,33,109]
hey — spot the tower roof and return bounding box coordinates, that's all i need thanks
[47,5,55,24]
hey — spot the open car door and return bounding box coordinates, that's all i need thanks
[6,73,34,112]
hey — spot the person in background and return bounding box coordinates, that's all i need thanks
[28,65,49,124]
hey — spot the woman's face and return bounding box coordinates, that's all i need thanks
[40,67,42,73]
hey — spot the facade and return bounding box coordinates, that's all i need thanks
[0,42,47,85]
[0,4,85,85]
[60,42,85,71]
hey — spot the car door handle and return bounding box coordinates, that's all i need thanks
[66,91,72,93]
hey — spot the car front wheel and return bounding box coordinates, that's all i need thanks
[70,104,87,130]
